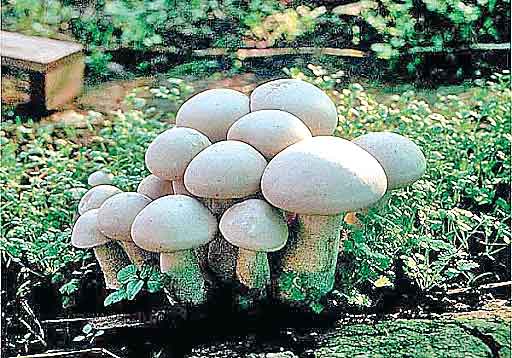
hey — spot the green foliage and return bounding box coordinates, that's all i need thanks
[104,264,165,306]
[286,66,511,305]
[1,0,78,37]
[2,0,509,76]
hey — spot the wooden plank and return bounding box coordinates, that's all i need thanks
[0,31,83,68]
[44,53,84,109]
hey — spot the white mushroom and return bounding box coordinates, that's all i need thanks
[97,192,156,268]
[261,136,387,302]
[78,185,122,215]
[87,170,114,187]
[184,140,268,281]
[227,109,312,160]
[176,88,250,143]
[144,127,211,196]
[137,174,174,200]
[71,209,131,289]
[352,132,426,190]
[131,195,217,304]
[220,199,288,298]
[250,79,338,136]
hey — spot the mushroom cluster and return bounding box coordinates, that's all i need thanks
[72,79,426,309]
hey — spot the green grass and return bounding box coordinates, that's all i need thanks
[1,69,510,314]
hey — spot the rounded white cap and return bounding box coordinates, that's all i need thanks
[88,170,114,187]
[145,127,211,181]
[71,209,111,249]
[78,185,122,215]
[227,110,312,159]
[97,192,152,241]
[352,132,426,190]
[261,136,388,215]
[131,195,217,252]
[137,174,174,199]
[220,199,288,252]
[184,140,267,199]
[250,79,338,136]
[176,88,250,142]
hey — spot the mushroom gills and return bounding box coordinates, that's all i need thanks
[161,250,207,305]
[93,241,132,290]
[276,214,343,301]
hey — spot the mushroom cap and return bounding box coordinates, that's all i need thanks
[184,140,267,199]
[131,195,217,253]
[176,88,250,142]
[261,136,388,215]
[219,199,288,252]
[250,79,338,136]
[97,192,152,241]
[78,185,122,215]
[145,127,211,181]
[352,132,426,190]
[71,209,111,249]
[227,110,312,159]
[87,170,114,187]
[137,174,174,200]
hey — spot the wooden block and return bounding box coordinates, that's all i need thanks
[44,53,85,109]
[1,31,84,110]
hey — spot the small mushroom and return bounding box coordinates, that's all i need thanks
[352,132,426,190]
[71,209,131,289]
[78,185,122,215]
[220,199,288,298]
[97,192,156,268]
[261,136,387,302]
[131,195,217,304]
[346,132,427,224]
[88,170,114,187]
[227,109,312,160]
[145,127,211,196]
[184,140,268,281]
[176,88,250,143]
[137,174,174,199]
[250,79,338,136]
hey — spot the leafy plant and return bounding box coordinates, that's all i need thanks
[104,264,165,306]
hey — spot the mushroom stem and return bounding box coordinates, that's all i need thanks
[276,214,343,302]
[119,241,158,268]
[172,178,192,196]
[200,198,238,282]
[237,249,270,293]
[93,241,132,290]
[160,250,207,305]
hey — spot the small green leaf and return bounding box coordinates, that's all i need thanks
[73,335,86,342]
[147,280,163,293]
[310,301,325,314]
[104,288,127,306]
[117,265,138,284]
[82,323,93,334]
[126,280,144,300]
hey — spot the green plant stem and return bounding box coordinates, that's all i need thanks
[277,214,343,303]
[160,249,206,305]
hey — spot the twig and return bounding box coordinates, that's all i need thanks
[409,43,510,54]
[10,348,122,358]
[447,281,512,295]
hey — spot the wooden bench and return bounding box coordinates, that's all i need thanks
[1,31,84,110]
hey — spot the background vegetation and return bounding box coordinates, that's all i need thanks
[1,0,510,79]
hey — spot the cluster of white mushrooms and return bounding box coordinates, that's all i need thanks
[71,79,426,308]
